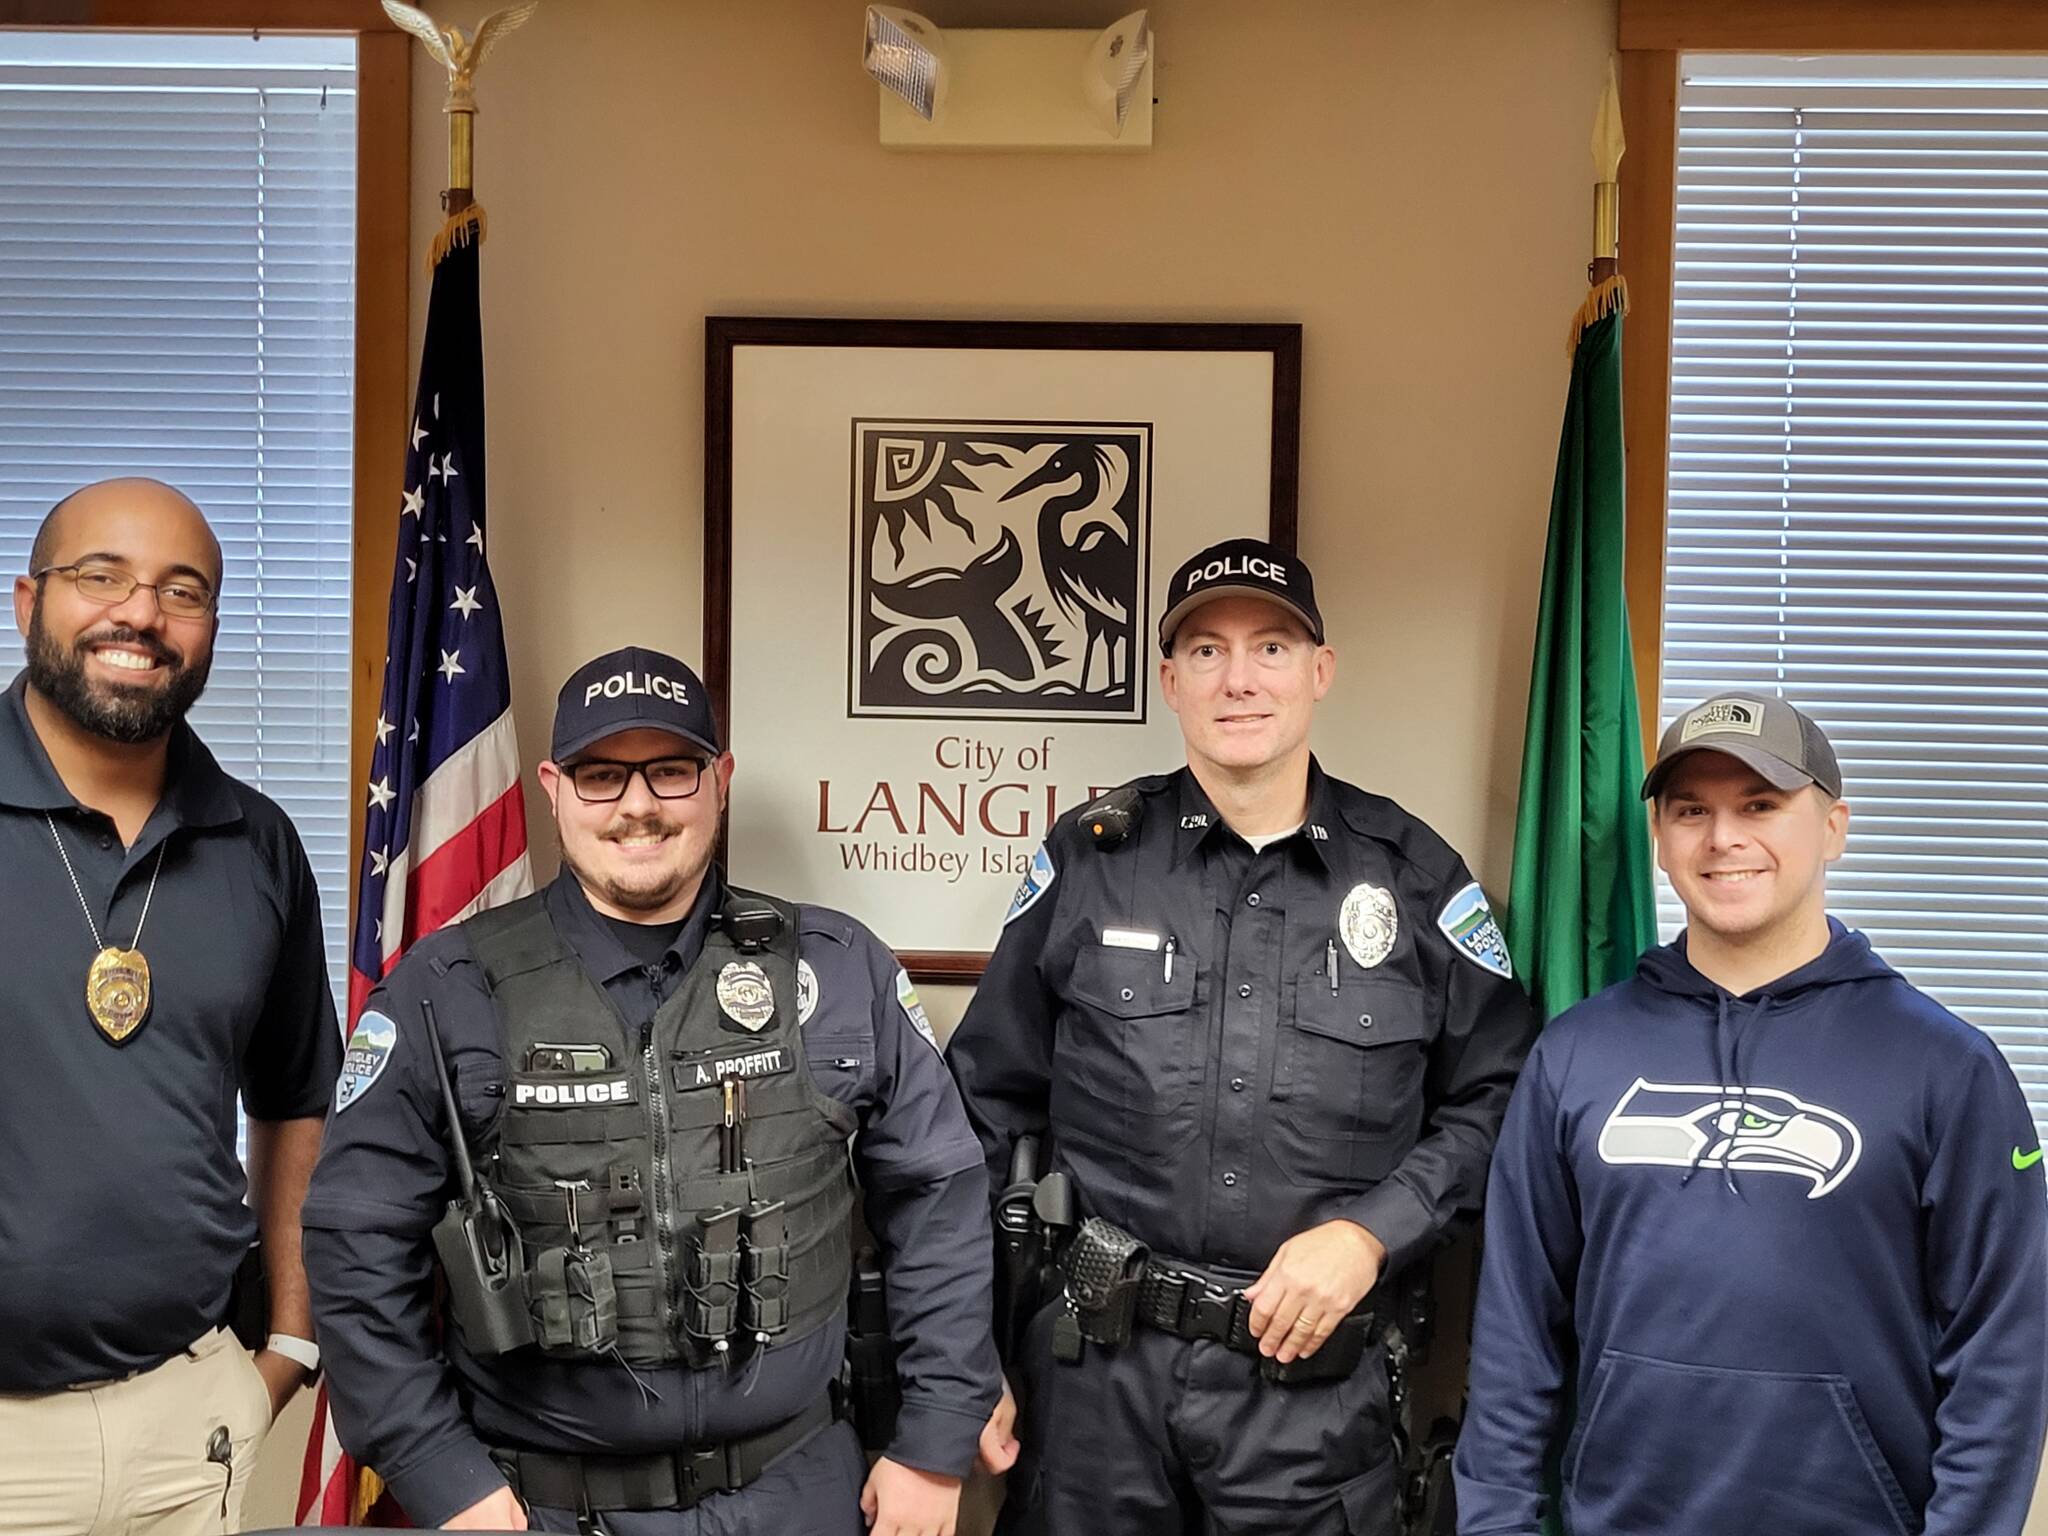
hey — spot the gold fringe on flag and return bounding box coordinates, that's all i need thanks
[1566,273,1629,355]
[352,1466,387,1525]
[427,204,487,270]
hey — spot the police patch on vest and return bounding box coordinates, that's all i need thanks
[896,967,938,1050]
[717,960,776,1032]
[1338,883,1398,969]
[1006,842,1056,926]
[335,1009,397,1113]
[797,959,819,1027]
[512,1076,638,1108]
[673,1043,793,1091]
[1437,882,1512,978]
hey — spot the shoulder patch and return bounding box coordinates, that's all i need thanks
[335,1009,398,1113]
[895,967,939,1051]
[797,959,819,1027]
[1437,883,1513,979]
[1005,842,1057,925]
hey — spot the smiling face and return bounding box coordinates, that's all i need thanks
[1653,751,1849,948]
[1158,594,1334,780]
[13,479,221,744]
[538,726,734,924]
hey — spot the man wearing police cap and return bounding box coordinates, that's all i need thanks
[304,645,1001,1533]
[948,539,1537,1535]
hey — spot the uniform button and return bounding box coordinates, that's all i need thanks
[98,834,113,850]
[1237,983,1252,999]
[1120,987,1134,1001]
[1230,1077,1246,1092]
[1360,1014,1374,1029]
[1222,1172,1238,1187]
[1246,892,1261,907]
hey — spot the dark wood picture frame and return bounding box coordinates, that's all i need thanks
[704,316,1302,981]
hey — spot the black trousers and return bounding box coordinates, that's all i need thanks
[525,1420,867,1536]
[1001,1305,1402,1536]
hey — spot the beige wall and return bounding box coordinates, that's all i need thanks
[421,0,1612,890]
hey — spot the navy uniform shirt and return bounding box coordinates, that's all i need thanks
[947,761,1538,1278]
[303,868,999,1529]
[0,675,341,1390]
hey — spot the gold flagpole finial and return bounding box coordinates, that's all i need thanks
[1591,57,1626,268]
[1571,58,1630,351]
[382,0,539,223]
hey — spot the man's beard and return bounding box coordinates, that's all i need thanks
[25,601,211,744]
[558,812,715,916]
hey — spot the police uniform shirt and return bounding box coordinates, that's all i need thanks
[947,761,1538,1277]
[303,868,999,1529]
[0,675,341,1390]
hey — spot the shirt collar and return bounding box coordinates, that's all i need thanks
[0,674,241,829]
[546,862,722,984]
[1171,758,1340,871]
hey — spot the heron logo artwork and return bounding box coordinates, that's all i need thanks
[849,421,1153,721]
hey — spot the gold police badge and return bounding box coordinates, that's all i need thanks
[717,960,777,1032]
[88,946,152,1043]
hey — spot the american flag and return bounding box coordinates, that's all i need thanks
[298,214,533,1526]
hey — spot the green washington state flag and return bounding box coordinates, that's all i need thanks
[1509,280,1660,1536]
[1509,286,1659,1024]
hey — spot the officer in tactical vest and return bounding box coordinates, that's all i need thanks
[303,646,1001,1534]
[948,541,1538,1536]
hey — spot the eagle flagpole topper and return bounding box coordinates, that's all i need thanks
[383,0,539,232]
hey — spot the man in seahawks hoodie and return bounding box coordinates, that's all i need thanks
[1455,693,2048,1536]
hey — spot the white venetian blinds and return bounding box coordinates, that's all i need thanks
[1661,55,2048,1140]
[0,31,357,1007]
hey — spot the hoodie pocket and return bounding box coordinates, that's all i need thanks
[1564,1350,1917,1536]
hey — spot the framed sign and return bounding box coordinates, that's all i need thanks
[706,317,1300,980]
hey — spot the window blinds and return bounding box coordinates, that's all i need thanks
[0,32,358,1013]
[1662,55,2048,1142]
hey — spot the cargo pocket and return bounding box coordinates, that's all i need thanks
[1055,943,1199,1155]
[1564,1349,1916,1536]
[1267,975,1430,1186]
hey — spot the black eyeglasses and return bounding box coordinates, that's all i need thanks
[33,562,217,619]
[565,756,711,803]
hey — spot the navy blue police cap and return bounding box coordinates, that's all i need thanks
[1158,537,1323,654]
[550,646,720,763]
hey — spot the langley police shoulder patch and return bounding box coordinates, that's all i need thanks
[335,1009,398,1113]
[1437,882,1513,979]
[1005,843,1056,926]
[896,967,939,1051]
[797,959,819,1027]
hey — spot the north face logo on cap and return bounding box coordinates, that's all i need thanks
[1183,552,1289,594]
[1680,699,1763,742]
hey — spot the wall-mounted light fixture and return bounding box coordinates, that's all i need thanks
[862,6,1154,151]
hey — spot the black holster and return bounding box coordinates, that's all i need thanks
[224,1241,268,1349]
[841,1262,902,1450]
[1060,1217,1149,1346]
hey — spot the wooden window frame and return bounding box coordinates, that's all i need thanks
[1616,0,2048,740]
[1,0,408,917]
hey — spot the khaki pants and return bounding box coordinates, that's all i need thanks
[0,1328,273,1536]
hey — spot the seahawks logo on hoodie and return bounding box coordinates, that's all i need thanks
[1597,1079,1864,1199]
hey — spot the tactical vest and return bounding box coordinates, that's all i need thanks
[459,888,858,1369]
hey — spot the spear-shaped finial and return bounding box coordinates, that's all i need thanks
[1592,58,1626,271]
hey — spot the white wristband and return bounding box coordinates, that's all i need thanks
[264,1333,321,1374]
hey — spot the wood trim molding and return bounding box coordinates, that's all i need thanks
[349,31,411,892]
[1620,0,2048,53]
[1619,49,1678,750]
[0,1,397,27]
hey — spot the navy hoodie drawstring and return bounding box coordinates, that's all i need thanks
[1682,991,1734,1190]
[1682,990,1775,1196]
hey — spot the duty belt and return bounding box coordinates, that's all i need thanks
[1056,1216,1377,1385]
[490,1396,833,1513]
[1136,1256,1375,1383]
